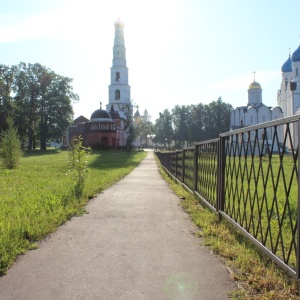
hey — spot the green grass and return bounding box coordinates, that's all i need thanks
[157,158,300,299]
[224,155,298,269]
[180,152,298,270]
[0,149,147,275]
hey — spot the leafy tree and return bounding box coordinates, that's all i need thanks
[190,103,206,142]
[154,98,232,146]
[203,97,232,139]
[116,101,135,149]
[39,72,78,150]
[12,63,78,150]
[137,109,153,146]
[0,65,15,131]
[172,105,193,147]
[13,63,31,147]
[153,109,173,147]
[0,117,22,169]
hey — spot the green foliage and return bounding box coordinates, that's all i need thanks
[153,109,174,147]
[153,98,233,147]
[0,65,15,131]
[0,149,147,275]
[136,109,153,146]
[0,117,23,169]
[68,136,91,198]
[203,97,232,139]
[116,100,135,149]
[1,62,78,150]
[158,163,300,299]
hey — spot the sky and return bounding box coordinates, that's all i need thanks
[0,0,299,122]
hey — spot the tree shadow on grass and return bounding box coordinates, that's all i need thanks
[88,150,144,170]
[22,149,63,158]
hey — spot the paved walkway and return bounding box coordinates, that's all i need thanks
[0,151,235,300]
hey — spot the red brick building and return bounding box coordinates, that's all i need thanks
[67,104,126,149]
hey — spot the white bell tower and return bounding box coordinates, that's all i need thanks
[107,18,131,119]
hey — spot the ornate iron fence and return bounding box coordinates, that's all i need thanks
[155,115,300,280]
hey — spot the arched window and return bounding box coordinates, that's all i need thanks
[115,72,120,81]
[115,90,120,100]
[101,125,106,130]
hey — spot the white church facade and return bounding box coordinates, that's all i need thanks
[230,79,283,132]
[230,44,300,147]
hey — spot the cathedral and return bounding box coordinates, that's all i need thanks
[230,77,283,132]
[230,43,300,144]
[67,19,136,149]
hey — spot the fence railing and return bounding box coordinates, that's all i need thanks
[155,115,300,280]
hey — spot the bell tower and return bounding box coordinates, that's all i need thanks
[107,18,131,119]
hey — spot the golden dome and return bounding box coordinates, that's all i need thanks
[248,81,261,89]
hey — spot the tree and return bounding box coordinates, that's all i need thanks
[203,97,232,139]
[0,117,22,169]
[12,63,78,150]
[153,109,173,147]
[172,105,190,147]
[154,98,232,146]
[39,72,78,150]
[190,103,205,142]
[0,65,15,132]
[137,109,153,146]
[116,101,135,149]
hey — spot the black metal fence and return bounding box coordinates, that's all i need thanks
[155,115,300,280]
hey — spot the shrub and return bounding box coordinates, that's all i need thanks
[0,117,23,169]
[68,136,91,198]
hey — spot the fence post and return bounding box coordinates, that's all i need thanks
[193,145,199,192]
[182,149,185,184]
[297,119,300,279]
[218,136,226,221]
[175,151,178,179]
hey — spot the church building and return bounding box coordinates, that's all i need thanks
[67,18,135,149]
[277,44,300,145]
[277,44,300,117]
[230,75,283,132]
[230,43,300,147]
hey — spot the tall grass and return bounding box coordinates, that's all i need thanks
[158,161,300,299]
[0,149,147,275]
[225,155,298,269]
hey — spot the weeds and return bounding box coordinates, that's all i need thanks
[68,136,91,198]
[158,165,300,299]
[0,117,23,169]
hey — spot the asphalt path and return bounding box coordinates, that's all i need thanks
[0,150,236,300]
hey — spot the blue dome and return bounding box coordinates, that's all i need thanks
[292,45,300,62]
[281,55,292,72]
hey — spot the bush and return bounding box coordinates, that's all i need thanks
[0,117,23,169]
[68,136,91,198]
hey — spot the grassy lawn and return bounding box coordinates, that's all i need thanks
[157,159,300,299]
[0,149,147,275]
[224,154,298,270]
